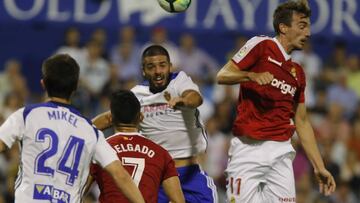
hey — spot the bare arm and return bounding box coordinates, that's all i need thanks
[216,61,273,85]
[162,176,185,203]
[83,175,95,196]
[0,140,7,153]
[104,160,145,203]
[92,111,112,131]
[295,103,336,195]
[165,90,203,109]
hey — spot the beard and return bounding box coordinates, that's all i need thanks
[149,76,170,94]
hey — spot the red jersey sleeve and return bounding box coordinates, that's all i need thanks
[90,163,100,178]
[162,152,178,181]
[294,63,306,103]
[231,36,266,70]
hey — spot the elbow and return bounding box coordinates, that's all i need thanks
[198,97,203,107]
[216,72,226,84]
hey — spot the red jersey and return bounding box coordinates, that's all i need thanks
[231,36,306,141]
[90,132,178,203]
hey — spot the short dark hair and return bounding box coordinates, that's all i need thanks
[142,45,170,66]
[273,1,311,35]
[42,54,79,99]
[110,90,141,125]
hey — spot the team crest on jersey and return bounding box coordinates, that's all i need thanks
[230,196,236,203]
[290,67,297,80]
[33,184,70,203]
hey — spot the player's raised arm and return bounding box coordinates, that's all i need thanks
[162,176,185,203]
[216,61,251,85]
[216,61,274,85]
[92,110,112,130]
[0,141,7,153]
[294,103,336,196]
[104,160,145,203]
[165,89,202,109]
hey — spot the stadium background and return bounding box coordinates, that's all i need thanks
[0,0,359,202]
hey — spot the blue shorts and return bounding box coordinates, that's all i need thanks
[158,164,218,203]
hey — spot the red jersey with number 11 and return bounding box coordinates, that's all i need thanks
[90,132,178,203]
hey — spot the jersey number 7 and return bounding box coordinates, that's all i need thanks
[34,128,84,186]
[121,157,145,187]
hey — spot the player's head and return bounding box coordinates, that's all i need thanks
[110,90,141,127]
[273,1,311,51]
[41,54,79,100]
[141,45,172,93]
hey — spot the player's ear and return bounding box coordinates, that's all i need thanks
[40,79,46,90]
[279,23,288,34]
[139,112,144,122]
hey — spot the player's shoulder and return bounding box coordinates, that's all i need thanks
[169,71,196,88]
[170,71,186,82]
[107,133,170,155]
[131,84,150,96]
[246,35,274,46]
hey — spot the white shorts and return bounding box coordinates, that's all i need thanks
[225,136,296,203]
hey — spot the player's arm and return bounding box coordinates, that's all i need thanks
[92,111,112,130]
[216,60,273,85]
[162,176,185,203]
[294,103,336,196]
[104,160,145,203]
[83,174,95,196]
[165,89,202,109]
[0,140,7,153]
[0,109,25,153]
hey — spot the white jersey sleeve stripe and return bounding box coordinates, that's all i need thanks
[232,36,270,63]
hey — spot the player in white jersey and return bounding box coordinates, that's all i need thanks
[93,45,217,203]
[0,54,145,203]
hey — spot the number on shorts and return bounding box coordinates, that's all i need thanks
[229,177,242,195]
[121,157,145,187]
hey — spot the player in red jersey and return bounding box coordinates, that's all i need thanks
[88,90,185,203]
[216,1,336,202]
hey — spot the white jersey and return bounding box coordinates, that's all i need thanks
[131,71,207,159]
[0,101,118,203]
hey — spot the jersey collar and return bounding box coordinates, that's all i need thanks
[273,37,291,61]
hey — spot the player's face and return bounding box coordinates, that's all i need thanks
[142,55,171,91]
[286,12,310,50]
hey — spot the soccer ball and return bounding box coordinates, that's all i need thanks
[157,0,191,13]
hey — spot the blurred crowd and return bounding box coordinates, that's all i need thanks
[0,26,359,203]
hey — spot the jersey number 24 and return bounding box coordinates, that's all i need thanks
[34,128,84,186]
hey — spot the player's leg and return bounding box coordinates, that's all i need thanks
[225,137,271,203]
[263,151,296,203]
[158,164,218,203]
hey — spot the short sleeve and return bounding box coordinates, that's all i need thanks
[162,151,178,181]
[231,37,265,70]
[92,131,119,168]
[174,71,200,96]
[294,65,306,104]
[0,108,25,148]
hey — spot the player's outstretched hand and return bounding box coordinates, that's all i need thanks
[92,111,112,130]
[248,72,274,85]
[314,168,336,196]
[164,91,185,109]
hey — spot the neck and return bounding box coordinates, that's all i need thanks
[276,36,293,54]
[47,97,71,105]
[114,124,138,133]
